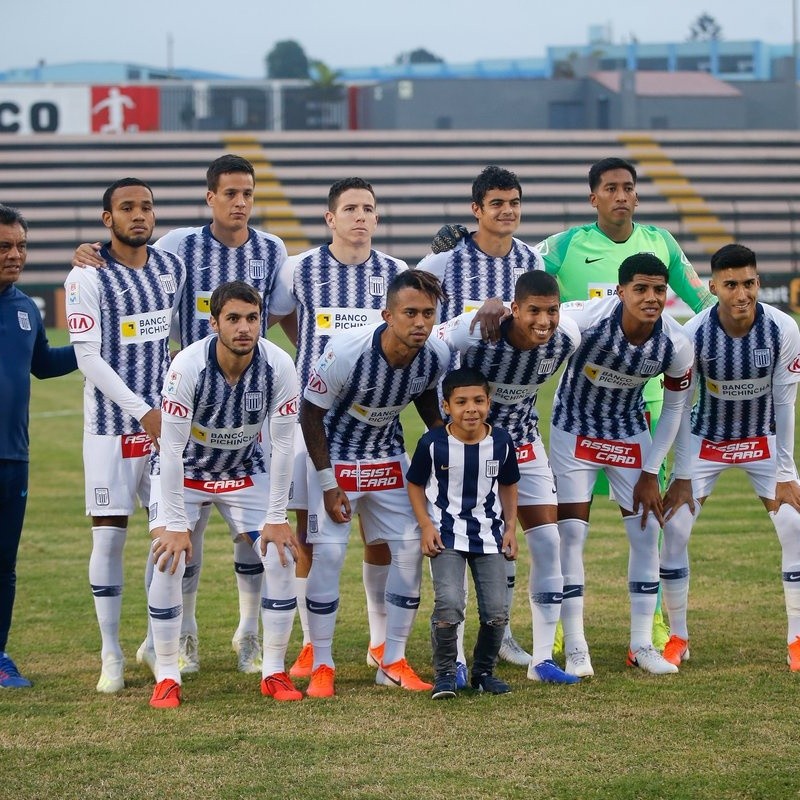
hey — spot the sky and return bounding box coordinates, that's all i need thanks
[2,0,795,78]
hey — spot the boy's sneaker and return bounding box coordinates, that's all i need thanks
[662,635,690,666]
[652,609,671,651]
[366,642,384,669]
[627,645,679,675]
[788,636,800,672]
[455,661,468,689]
[528,658,581,684]
[431,675,457,700]
[306,664,335,698]
[232,632,262,674]
[149,678,181,708]
[96,655,125,694]
[565,647,595,678]
[179,633,199,674]
[498,634,531,666]
[289,642,313,678]
[261,672,303,701]
[376,658,433,691]
[135,639,156,677]
[0,653,32,688]
[471,672,512,694]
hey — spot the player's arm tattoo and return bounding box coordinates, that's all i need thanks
[299,397,332,470]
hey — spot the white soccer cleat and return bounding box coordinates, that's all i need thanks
[96,655,125,694]
[179,633,200,674]
[498,634,531,666]
[232,632,262,674]
[627,644,679,675]
[135,639,156,677]
[565,647,595,678]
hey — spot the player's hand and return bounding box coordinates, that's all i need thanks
[632,471,663,528]
[469,297,510,341]
[323,486,351,524]
[775,480,800,513]
[259,521,300,566]
[72,242,104,268]
[663,478,695,521]
[501,528,518,561]
[431,224,470,254]
[140,408,162,452]
[421,523,445,558]
[152,530,192,574]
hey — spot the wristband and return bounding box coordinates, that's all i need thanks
[317,468,338,492]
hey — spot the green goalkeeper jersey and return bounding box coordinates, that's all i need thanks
[535,222,715,311]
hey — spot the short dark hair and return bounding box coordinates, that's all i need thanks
[0,203,27,232]
[588,157,637,192]
[514,270,560,302]
[210,280,262,318]
[102,178,153,211]
[710,243,757,273]
[442,367,490,402]
[471,165,522,207]
[387,270,446,308]
[328,177,376,210]
[618,253,668,285]
[206,154,256,192]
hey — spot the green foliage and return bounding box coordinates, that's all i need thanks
[265,40,309,79]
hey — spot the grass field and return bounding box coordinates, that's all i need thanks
[1,329,799,799]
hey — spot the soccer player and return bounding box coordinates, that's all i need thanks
[407,367,520,699]
[299,270,450,697]
[0,205,77,689]
[269,177,408,677]
[436,271,581,684]
[64,178,185,693]
[147,281,299,708]
[417,165,542,669]
[660,244,800,671]
[550,253,694,676]
[74,155,288,675]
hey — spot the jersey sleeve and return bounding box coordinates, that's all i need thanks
[435,311,480,353]
[533,228,577,277]
[416,249,454,279]
[64,267,102,344]
[153,227,197,255]
[498,432,520,485]
[302,336,352,410]
[658,228,715,312]
[662,321,695,386]
[405,433,434,486]
[268,253,301,317]
[770,307,800,387]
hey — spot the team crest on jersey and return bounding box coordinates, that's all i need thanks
[752,348,772,369]
[245,392,263,412]
[17,311,31,331]
[94,488,110,506]
[67,282,80,304]
[410,376,427,395]
[308,514,319,534]
[249,260,266,280]
[537,357,556,376]
[641,359,660,376]
[513,268,524,284]
[158,274,176,294]
[485,460,499,478]
[369,275,385,296]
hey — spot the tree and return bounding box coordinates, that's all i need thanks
[310,60,341,89]
[266,40,309,79]
[395,48,445,65]
[689,13,722,41]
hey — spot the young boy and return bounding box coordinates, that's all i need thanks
[406,367,520,699]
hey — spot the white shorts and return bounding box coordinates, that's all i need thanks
[306,453,419,545]
[515,438,558,507]
[83,431,152,516]
[288,424,308,511]
[683,433,793,500]
[148,472,270,541]
[549,426,653,512]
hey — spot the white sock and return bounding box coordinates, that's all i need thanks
[771,503,800,642]
[526,524,563,664]
[624,514,661,651]
[256,539,296,677]
[294,576,311,645]
[89,526,126,661]
[142,543,155,649]
[233,537,263,639]
[306,542,347,668]
[148,542,185,684]
[362,561,389,648]
[383,540,422,666]
[660,503,699,640]
[558,518,589,652]
[180,524,204,638]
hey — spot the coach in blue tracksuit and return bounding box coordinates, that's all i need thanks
[0,204,77,688]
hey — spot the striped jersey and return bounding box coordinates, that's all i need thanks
[406,424,520,553]
[155,225,287,347]
[65,245,185,435]
[685,302,800,440]
[552,296,694,439]
[159,335,299,481]
[269,244,407,388]
[436,310,580,444]
[303,322,450,461]
[417,236,542,323]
